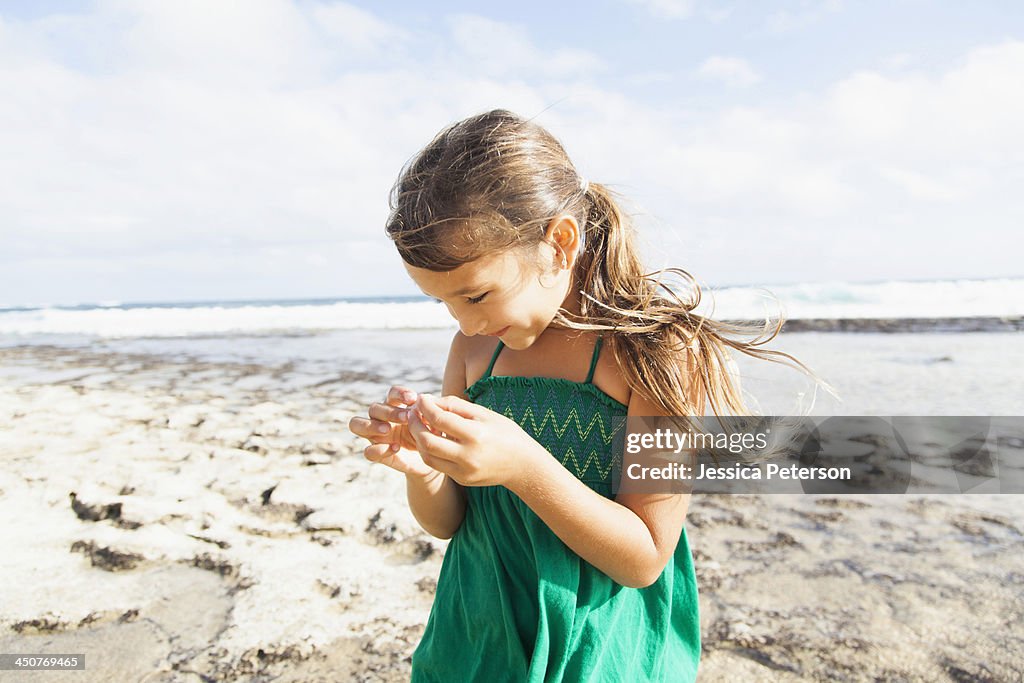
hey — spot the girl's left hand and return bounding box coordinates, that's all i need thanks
[407,393,543,487]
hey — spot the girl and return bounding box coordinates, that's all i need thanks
[348,109,809,682]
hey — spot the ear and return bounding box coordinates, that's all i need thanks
[543,215,581,268]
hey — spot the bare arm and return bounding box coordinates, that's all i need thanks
[405,344,704,585]
[411,380,701,587]
[508,347,704,588]
[506,386,693,588]
[405,332,469,539]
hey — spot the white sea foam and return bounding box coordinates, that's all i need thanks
[0,302,449,338]
[0,278,1020,338]
[706,278,1024,321]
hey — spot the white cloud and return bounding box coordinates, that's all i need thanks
[656,106,857,215]
[625,0,696,20]
[1,2,1022,303]
[824,42,1024,162]
[661,41,1024,216]
[880,52,917,70]
[446,15,603,78]
[878,167,981,203]
[694,56,761,87]
[311,2,410,57]
[765,0,843,33]
[703,7,733,23]
[108,0,326,85]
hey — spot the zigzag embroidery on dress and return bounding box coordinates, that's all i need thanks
[481,382,625,482]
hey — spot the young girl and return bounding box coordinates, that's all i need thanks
[348,109,806,682]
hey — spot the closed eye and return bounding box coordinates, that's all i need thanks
[429,293,488,304]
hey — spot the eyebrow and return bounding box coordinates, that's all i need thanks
[425,284,488,299]
[450,285,486,296]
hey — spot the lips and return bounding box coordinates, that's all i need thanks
[485,326,510,337]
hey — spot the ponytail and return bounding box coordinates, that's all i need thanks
[555,182,824,419]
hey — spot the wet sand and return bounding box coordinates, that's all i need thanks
[1,342,1022,681]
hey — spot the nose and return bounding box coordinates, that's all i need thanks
[441,301,487,336]
[457,313,488,336]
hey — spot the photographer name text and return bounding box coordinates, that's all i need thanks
[626,462,852,481]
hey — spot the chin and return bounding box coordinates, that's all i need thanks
[502,331,534,350]
[500,336,523,350]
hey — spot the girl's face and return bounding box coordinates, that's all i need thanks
[404,220,580,350]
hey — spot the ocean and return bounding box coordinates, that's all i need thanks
[1,277,1022,416]
[2,277,1023,339]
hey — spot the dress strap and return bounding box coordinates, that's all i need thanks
[584,336,603,384]
[482,340,505,379]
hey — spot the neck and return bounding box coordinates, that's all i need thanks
[551,273,583,327]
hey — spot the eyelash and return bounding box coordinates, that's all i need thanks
[432,293,489,304]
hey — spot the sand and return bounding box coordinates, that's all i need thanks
[1,341,1022,682]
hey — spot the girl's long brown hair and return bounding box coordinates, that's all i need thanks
[386,109,823,419]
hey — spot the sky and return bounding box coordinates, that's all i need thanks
[1,0,1022,306]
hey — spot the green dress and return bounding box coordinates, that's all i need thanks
[411,337,700,682]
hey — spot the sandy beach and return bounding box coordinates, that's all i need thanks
[1,331,1022,682]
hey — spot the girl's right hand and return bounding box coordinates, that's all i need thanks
[347,386,437,478]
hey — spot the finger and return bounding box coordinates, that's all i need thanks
[386,385,419,407]
[348,415,387,439]
[368,402,412,425]
[363,443,434,478]
[408,409,461,461]
[348,415,393,440]
[432,394,489,420]
[414,394,474,440]
[363,441,401,463]
[420,451,459,479]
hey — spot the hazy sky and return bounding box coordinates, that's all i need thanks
[2,1,1022,305]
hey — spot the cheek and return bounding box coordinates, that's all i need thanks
[520,285,561,320]
[499,275,560,322]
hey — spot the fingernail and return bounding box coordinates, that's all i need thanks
[398,409,409,422]
[402,391,417,403]
[390,443,400,452]
[376,424,389,434]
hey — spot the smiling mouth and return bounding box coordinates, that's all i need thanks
[485,326,510,337]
